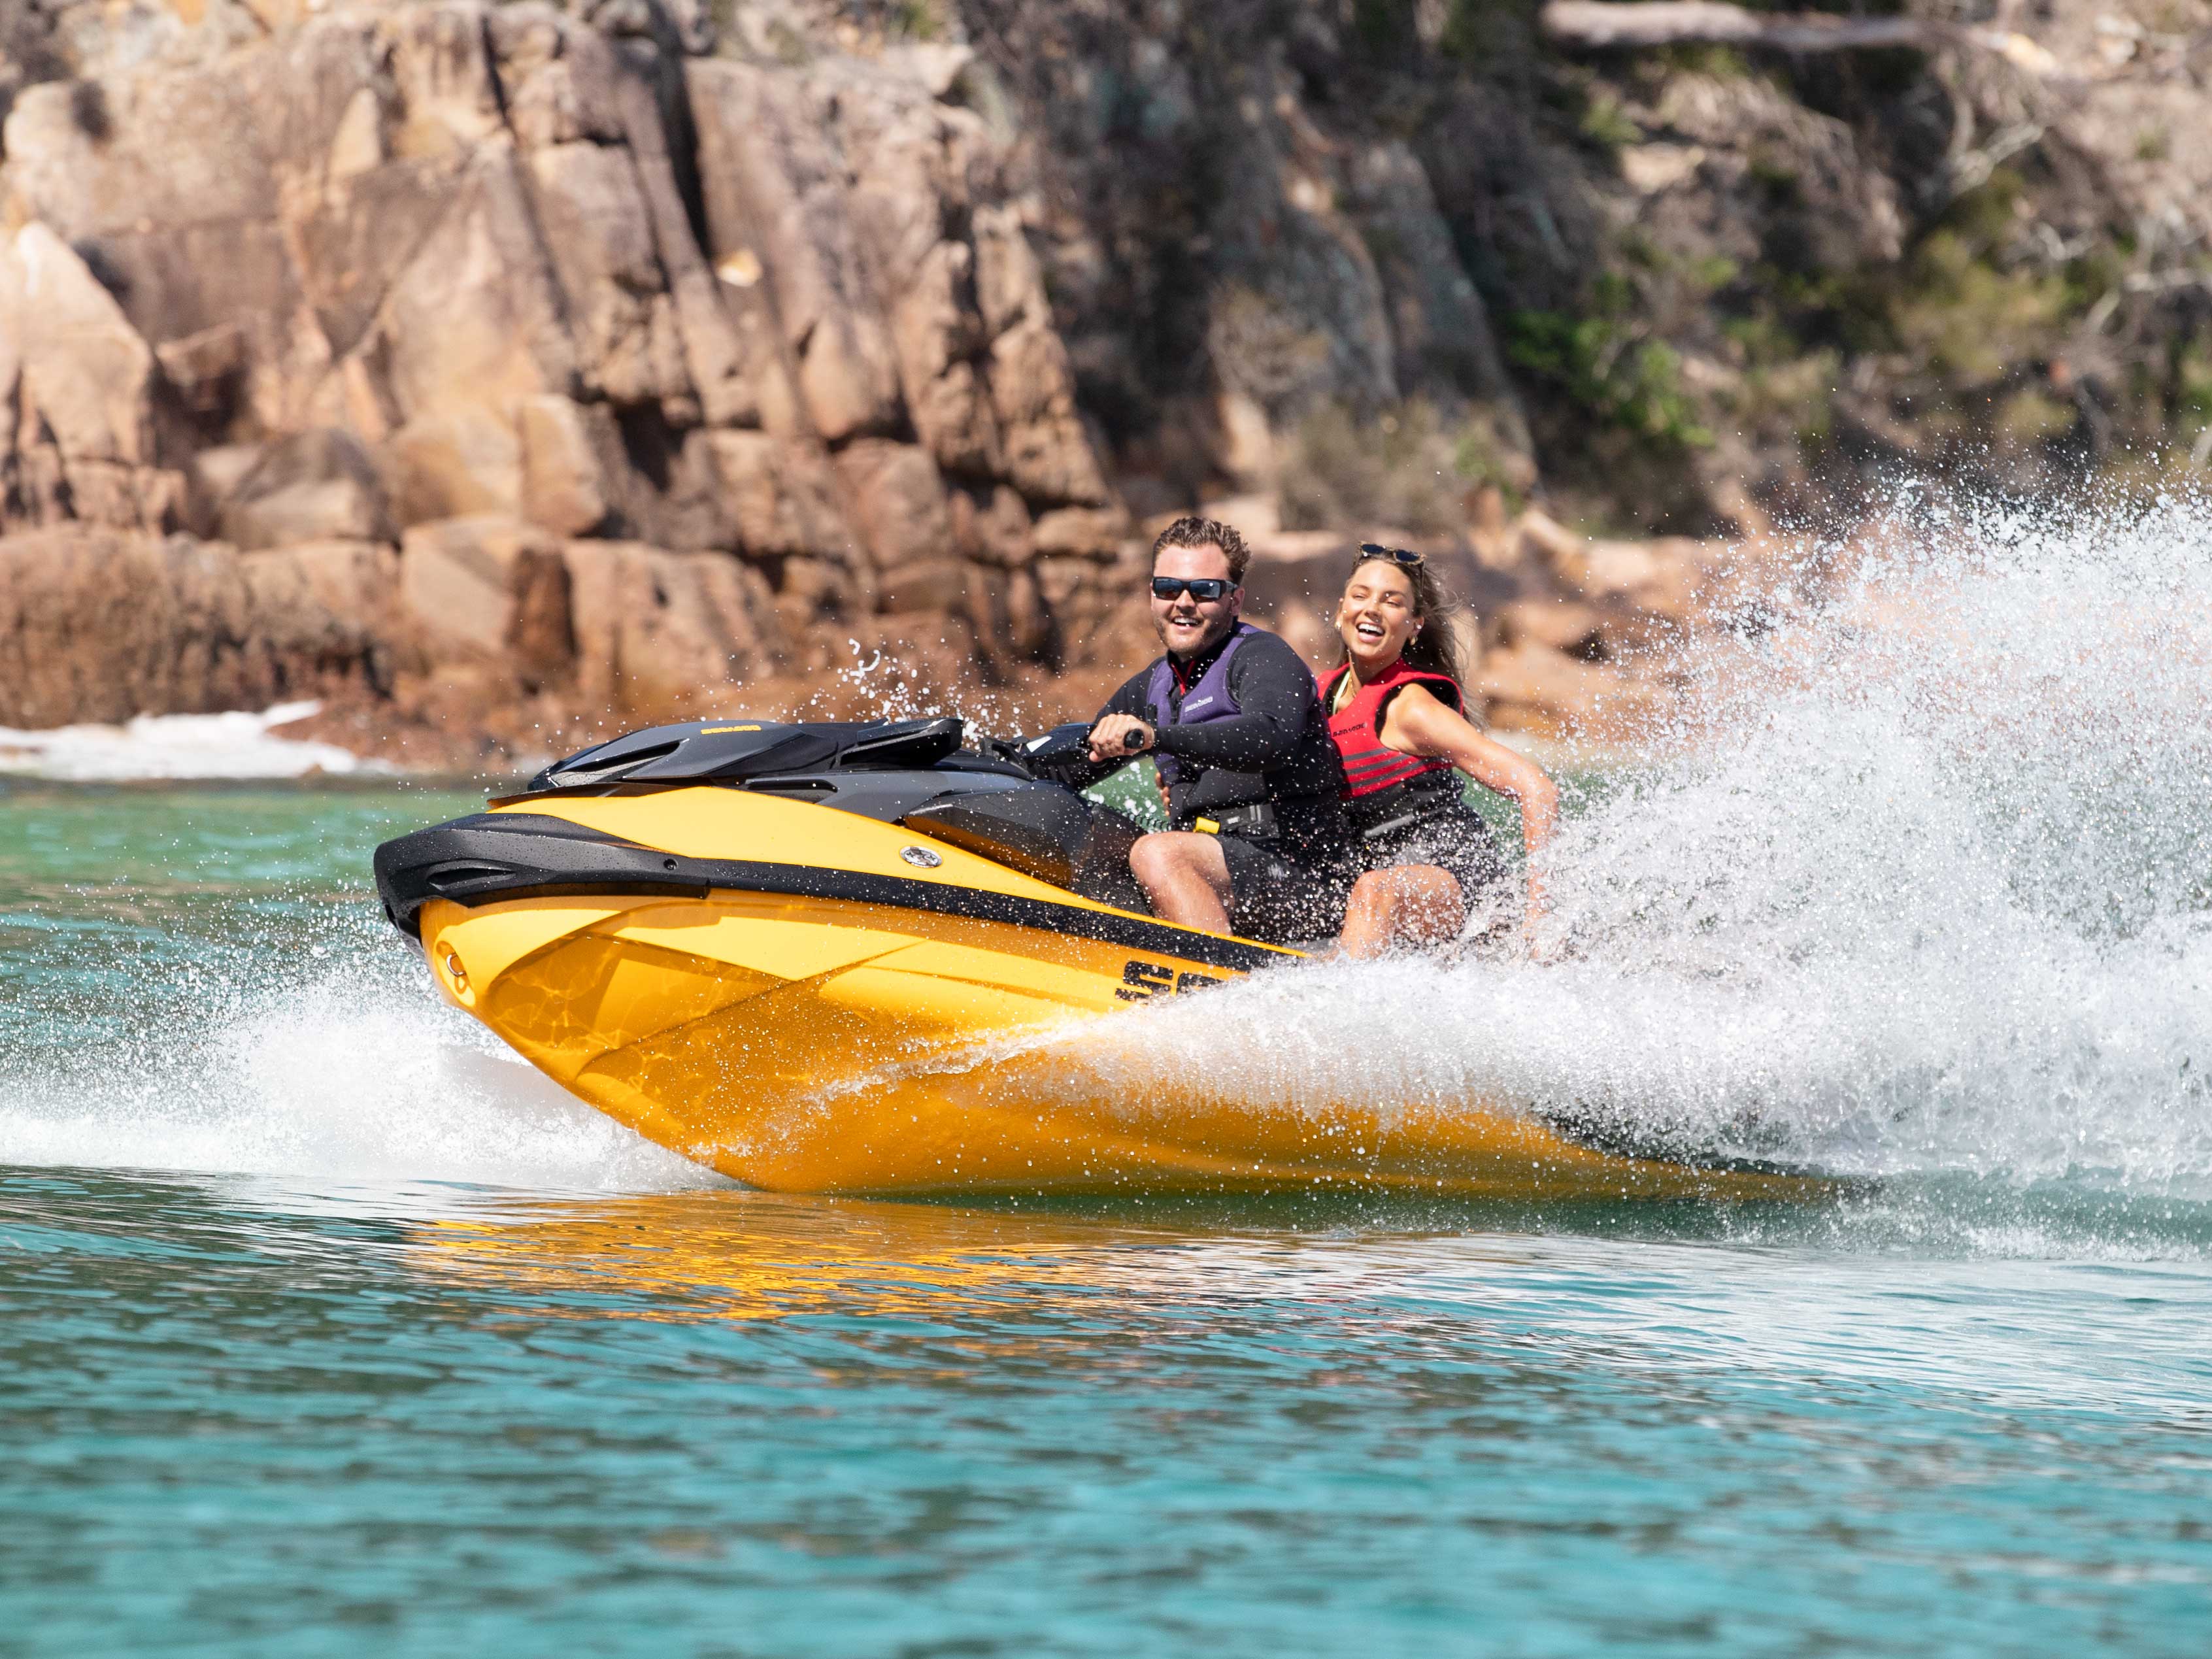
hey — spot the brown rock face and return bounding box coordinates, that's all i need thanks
[688,58,905,446]
[400,516,560,657]
[220,429,395,551]
[0,528,401,728]
[0,224,180,534]
[0,1,1127,737]
[516,396,611,537]
[561,541,782,716]
[704,432,853,562]
[835,440,953,580]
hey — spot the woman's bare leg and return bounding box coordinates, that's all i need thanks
[1337,865,1466,959]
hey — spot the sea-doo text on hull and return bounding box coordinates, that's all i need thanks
[374,718,1822,1201]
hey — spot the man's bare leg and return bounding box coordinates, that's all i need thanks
[1337,865,1465,958]
[1128,831,1235,931]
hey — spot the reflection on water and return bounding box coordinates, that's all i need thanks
[426,1190,1170,1324]
[418,1182,2212,1415]
[8,1167,2211,1656]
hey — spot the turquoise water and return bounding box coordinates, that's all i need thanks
[3,779,2210,1654]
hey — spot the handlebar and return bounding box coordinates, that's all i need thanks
[978,720,1152,774]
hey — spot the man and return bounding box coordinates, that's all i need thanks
[1046,515,1349,942]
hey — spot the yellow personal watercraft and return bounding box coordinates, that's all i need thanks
[373,717,1822,1202]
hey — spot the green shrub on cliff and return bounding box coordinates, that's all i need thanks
[1891,230,2072,382]
[1279,399,1518,533]
[1506,285,1713,452]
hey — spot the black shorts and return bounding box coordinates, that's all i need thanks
[1355,804,1504,898]
[1214,801,1356,945]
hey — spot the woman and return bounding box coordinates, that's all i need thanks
[1320,545,1560,957]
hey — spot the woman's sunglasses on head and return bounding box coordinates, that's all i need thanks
[1150,577,1236,601]
[1357,543,1424,568]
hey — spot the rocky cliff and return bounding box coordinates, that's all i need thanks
[1,0,1145,760]
[4,1,2207,760]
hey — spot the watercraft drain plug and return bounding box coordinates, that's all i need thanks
[443,948,468,989]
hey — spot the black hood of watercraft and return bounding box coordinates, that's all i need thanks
[522,716,972,793]
[373,716,1155,940]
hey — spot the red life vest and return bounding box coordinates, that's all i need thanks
[1318,659,1463,799]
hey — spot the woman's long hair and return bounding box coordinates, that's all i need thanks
[1333,550,1470,689]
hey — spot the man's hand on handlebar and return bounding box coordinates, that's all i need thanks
[1086,714,1155,762]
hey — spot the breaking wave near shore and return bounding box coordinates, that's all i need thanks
[1067,491,2212,1206]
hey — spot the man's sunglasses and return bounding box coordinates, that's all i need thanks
[1357,543,1424,568]
[1150,577,1236,601]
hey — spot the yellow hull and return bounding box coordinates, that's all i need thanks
[413,788,1822,1203]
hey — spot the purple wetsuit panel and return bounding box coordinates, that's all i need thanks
[1145,624,1254,787]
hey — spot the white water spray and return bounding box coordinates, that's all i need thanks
[1051,493,2212,1192]
[0,931,714,1195]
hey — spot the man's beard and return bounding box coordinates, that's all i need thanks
[1160,612,1231,658]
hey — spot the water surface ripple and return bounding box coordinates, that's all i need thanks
[8,488,2212,1653]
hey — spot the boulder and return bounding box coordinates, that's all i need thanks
[382,411,526,526]
[834,439,953,581]
[704,431,854,560]
[891,240,1003,478]
[399,516,571,679]
[606,58,772,432]
[877,558,971,616]
[687,59,903,444]
[1554,534,1714,621]
[502,541,578,690]
[1035,548,1152,669]
[1496,599,1609,660]
[220,428,395,550]
[0,527,399,727]
[1,59,306,403]
[522,139,688,408]
[0,224,164,528]
[240,539,421,688]
[373,147,578,443]
[965,564,1054,669]
[768,554,864,632]
[949,485,1035,567]
[183,444,267,534]
[562,541,783,714]
[1476,637,1666,737]
[488,5,629,150]
[517,395,611,536]
[154,322,248,417]
[971,204,1045,339]
[1030,506,1130,560]
[594,420,736,553]
[989,322,1111,508]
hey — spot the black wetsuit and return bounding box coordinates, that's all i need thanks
[1047,626,1350,943]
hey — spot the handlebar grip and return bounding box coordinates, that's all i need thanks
[1124,728,1146,750]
